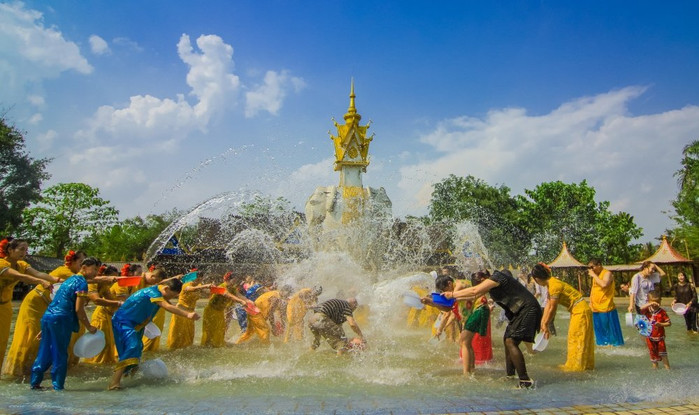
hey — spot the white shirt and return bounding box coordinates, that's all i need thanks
[629,272,661,307]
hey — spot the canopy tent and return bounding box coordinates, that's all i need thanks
[640,235,692,264]
[638,235,695,285]
[547,242,587,292]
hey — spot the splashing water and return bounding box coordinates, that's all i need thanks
[3,190,696,414]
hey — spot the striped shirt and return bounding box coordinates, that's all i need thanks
[317,299,353,325]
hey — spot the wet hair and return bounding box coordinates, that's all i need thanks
[0,237,27,257]
[64,250,87,265]
[435,275,454,292]
[121,263,143,276]
[470,270,490,286]
[81,257,102,267]
[149,267,167,281]
[531,263,552,280]
[647,291,661,302]
[162,278,183,294]
[99,265,119,276]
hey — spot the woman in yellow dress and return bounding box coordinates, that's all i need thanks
[84,265,122,364]
[284,286,322,342]
[0,238,58,372]
[3,249,86,378]
[531,263,595,372]
[167,271,211,349]
[236,286,289,345]
[140,265,170,352]
[201,272,250,347]
[110,263,143,301]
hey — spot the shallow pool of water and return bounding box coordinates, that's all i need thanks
[2,300,697,414]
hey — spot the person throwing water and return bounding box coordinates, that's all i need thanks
[308,298,365,355]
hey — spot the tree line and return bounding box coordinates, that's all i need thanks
[2,115,697,264]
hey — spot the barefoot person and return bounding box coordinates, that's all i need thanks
[30,257,100,391]
[444,269,540,388]
[0,238,58,372]
[3,249,85,378]
[588,259,624,346]
[640,292,671,369]
[109,278,200,390]
[308,298,365,355]
[531,263,595,372]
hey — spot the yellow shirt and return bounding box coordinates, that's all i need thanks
[208,283,234,311]
[0,258,31,303]
[176,282,201,310]
[547,277,583,312]
[255,290,280,319]
[589,269,615,312]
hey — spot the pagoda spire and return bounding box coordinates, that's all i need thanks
[344,78,360,122]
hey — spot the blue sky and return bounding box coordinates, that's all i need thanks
[2,1,698,244]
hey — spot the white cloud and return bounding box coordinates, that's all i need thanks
[35,129,57,150]
[0,3,92,80]
[177,34,240,120]
[112,37,143,52]
[0,2,91,121]
[28,113,42,124]
[393,87,699,240]
[76,34,244,147]
[27,94,45,106]
[245,70,306,117]
[89,34,110,55]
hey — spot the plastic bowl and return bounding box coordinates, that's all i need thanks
[403,292,425,309]
[210,286,226,295]
[73,330,106,358]
[182,271,198,283]
[50,283,62,300]
[117,276,141,287]
[671,303,688,315]
[625,312,634,327]
[532,332,548,352]
[143,322,161,339]
[245,302,261,315]
[431,292,455,308]
[140,358,168,379]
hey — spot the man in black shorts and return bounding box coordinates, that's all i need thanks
[308,297,365,355]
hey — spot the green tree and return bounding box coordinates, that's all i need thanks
[19,183,119,257]
[428,174,530,266]
[0,116,51,234]
[669,140,699,259]
[517,180,642,264]
[82,212,177,261]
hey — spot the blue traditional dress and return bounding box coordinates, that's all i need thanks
[111,285,164,372]
[30,274,88,390]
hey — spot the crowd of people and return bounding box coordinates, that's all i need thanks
[415,260,697,389]
[0,237,365,391]
[1,235,697,392]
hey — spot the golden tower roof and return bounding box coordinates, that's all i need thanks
[330,79,374,172]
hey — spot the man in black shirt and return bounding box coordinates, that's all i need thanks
[308,298,365,355]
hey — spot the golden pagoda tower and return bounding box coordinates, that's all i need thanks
[329,79,375,223]
[304,80,392,233]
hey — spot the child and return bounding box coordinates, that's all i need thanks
[109,278,200,390]
[460,271,491,377]
[30,257,100,391]
[640,292,671,370]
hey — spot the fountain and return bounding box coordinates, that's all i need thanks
[1,83,697,415]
